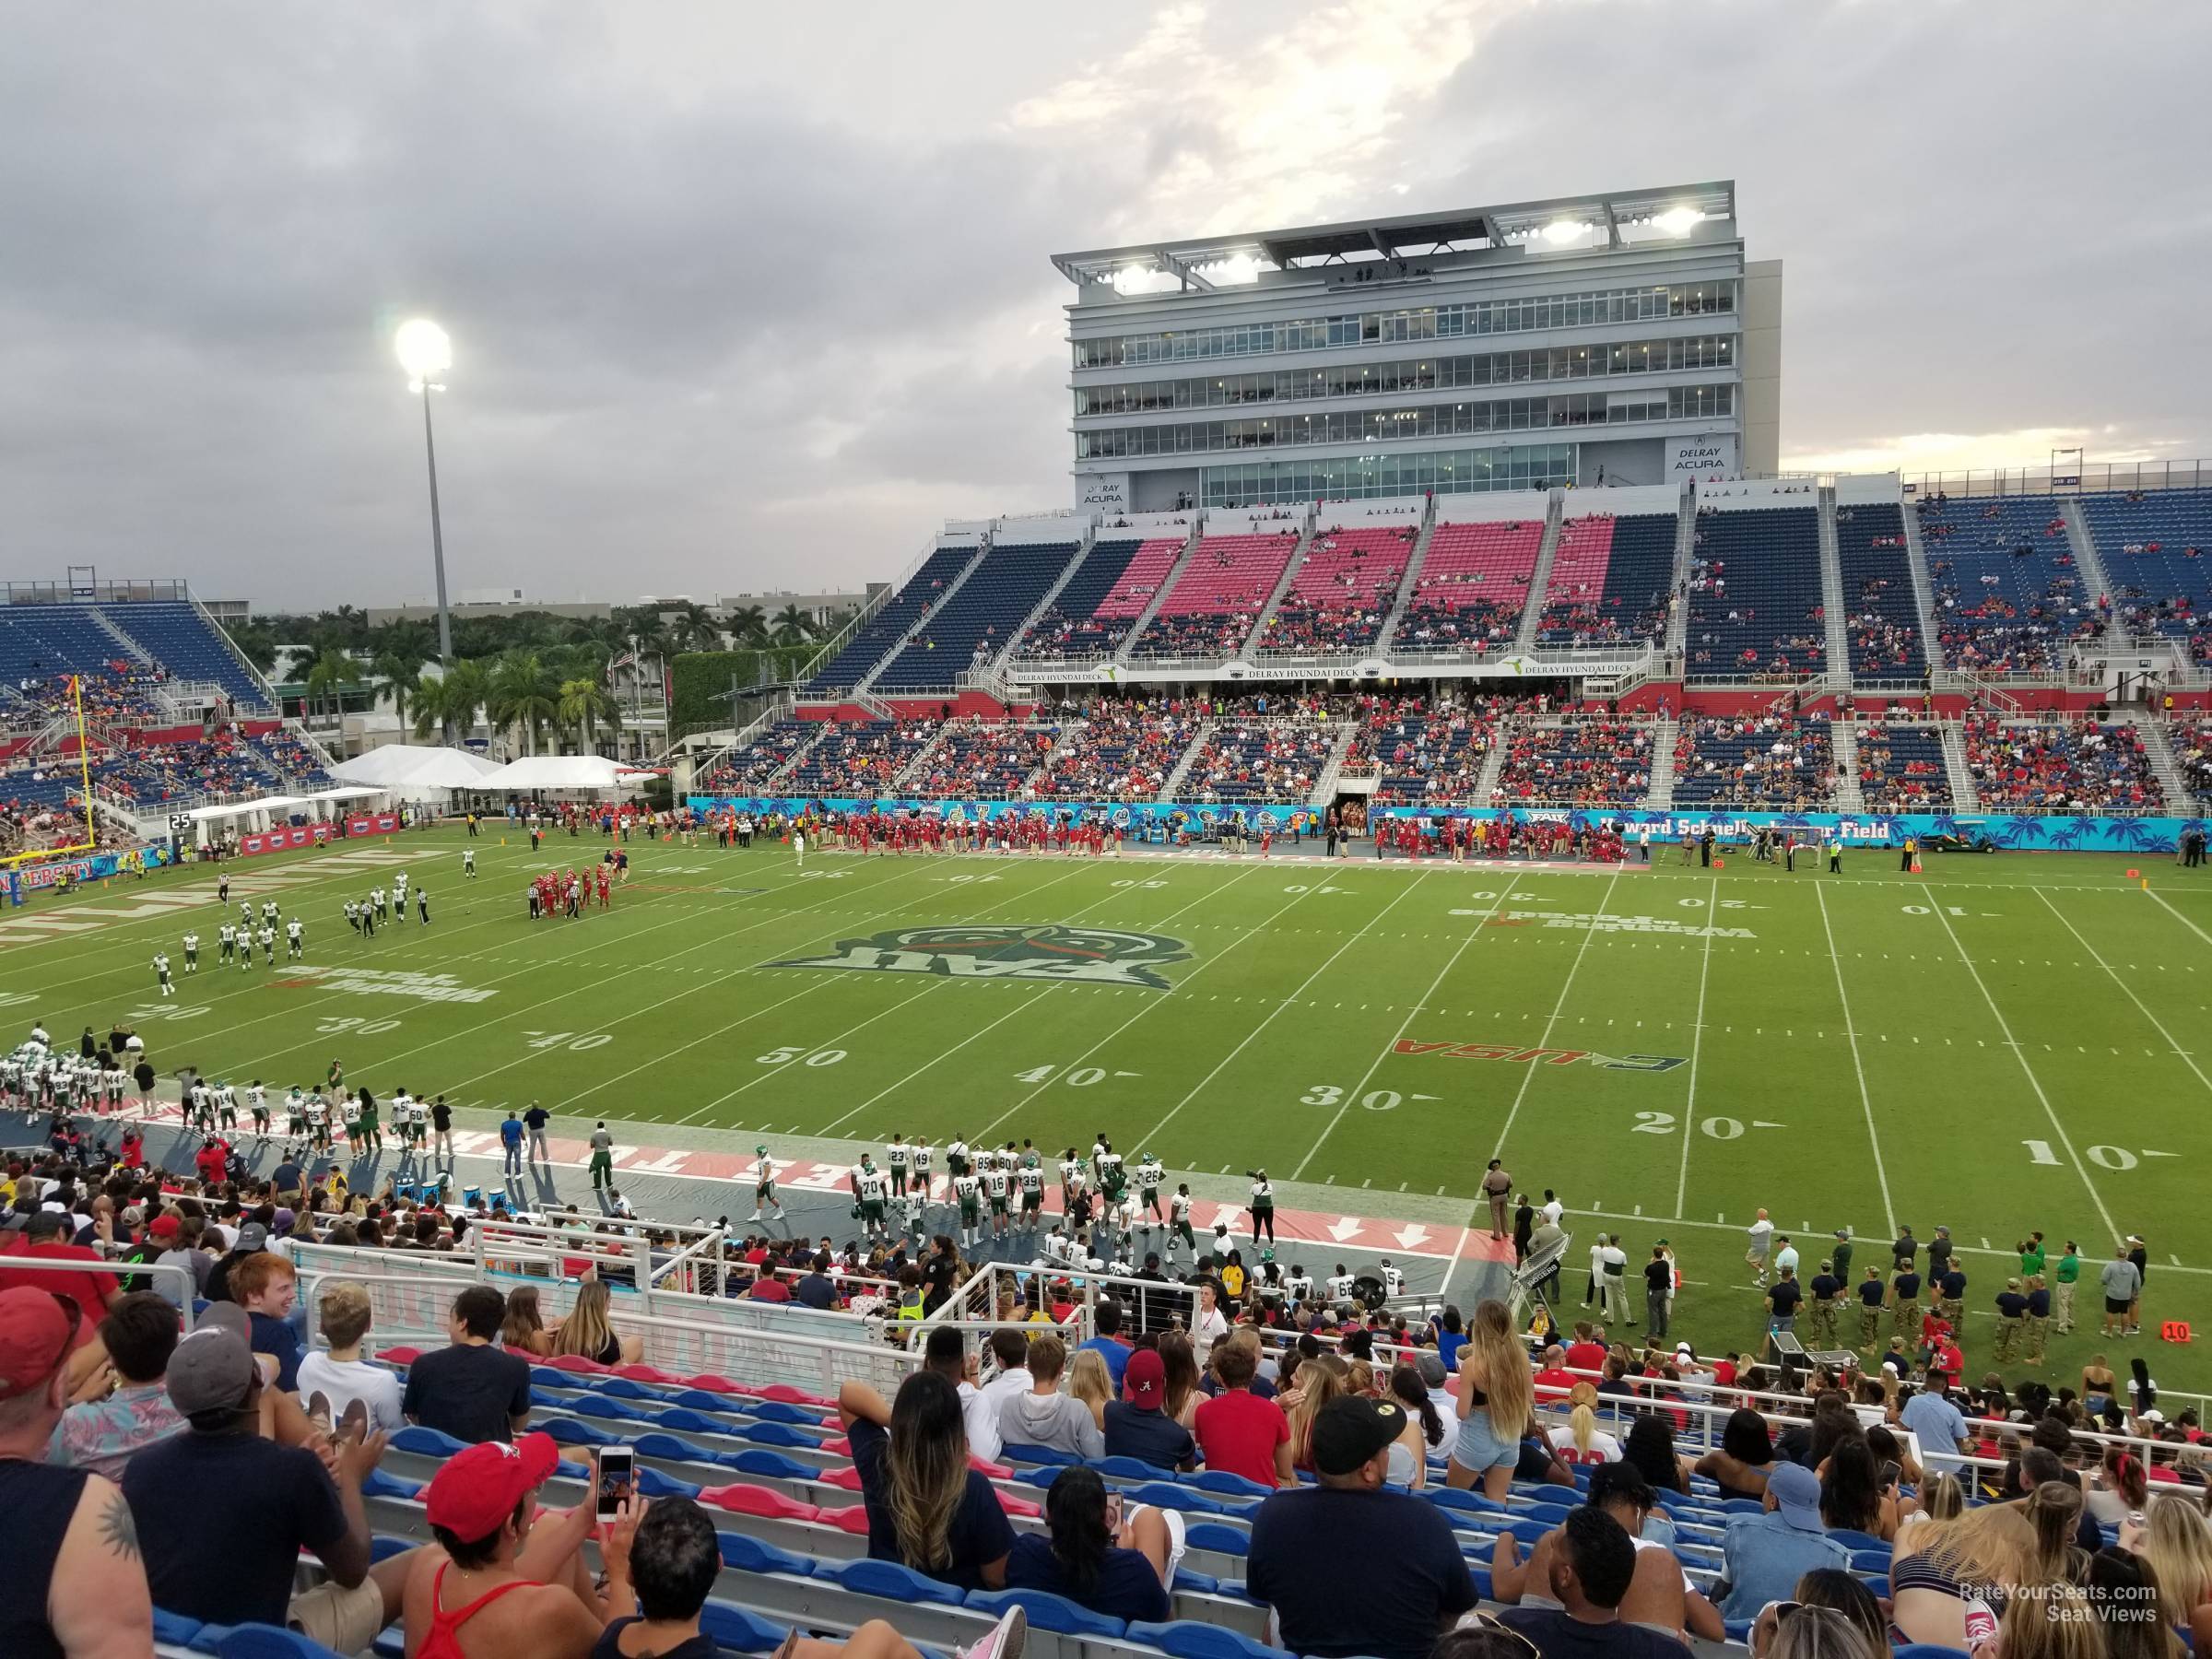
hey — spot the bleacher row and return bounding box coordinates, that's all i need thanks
[701,705,2194,817]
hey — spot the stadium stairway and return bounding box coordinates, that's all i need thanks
[1240,525,1322,653]
[1472,732,1511,805]
[1638,715,1680,810]
[852,544,996,700]
[1665,488,1696,657]
[1112,532,1204,665]
[805,542,984,696]
[1157,719,1214,799]
[1509,491,1567,653]
[1830,722,1865,811]
[1937,723,1982,811]
[2054,497,2120,638]
[1898,505,1947,676]
[987,535,1100,671]
[1308,720,1359,803]
[1371,508,1438,655]
[2129,712,2193,807]
[1818,488,1852,672]
[89,607,156,667]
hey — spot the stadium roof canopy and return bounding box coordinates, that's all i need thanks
[1051,181,1737,290]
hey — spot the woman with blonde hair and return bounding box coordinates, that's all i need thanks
[550,1277,644,1367]
[1448,1299,1535,1500]
[500,1285,554,1358]
[1283,1352,1349,1472]
[1066,1348,1112,1432]
[1157,1331,1200,1430]
[2023,1479,2089,1585]
[1888,1501,2035,1648]
[2135,1491,2212,1643]
[837,1370,1013,1590]
[1559,1381,1622,1467]
[1983,1584,2106,1659]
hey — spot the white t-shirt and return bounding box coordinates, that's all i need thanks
[1559,1430,1623,1466]
[296,1353,405,1433]
[964,1367,1030,1463]
[1747,1219,1774,1255]
[1540,1198,1564,1228]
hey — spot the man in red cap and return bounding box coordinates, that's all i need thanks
[1102,1347,1194,1472]
[0,1285,156,1658]
[397,1435,637,1659]
[0,1209,118,1332]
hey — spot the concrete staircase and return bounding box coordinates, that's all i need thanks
[1937,722,1982,812]
[848,539,993,703]
[1511,491,1568,653]
[1641,716,1680,811]
[1156,718,1214,799]
[1309,719,1359,806]
[989,533,1096,670]
[890,723,960,792]
[1373,505,1439,655]
[1830,717,1865,812]
[2057,497,2129,652]
[1472,724,1511,806]
[1666,486,1697,657]
[1115,524,1204,664]
[1818,487,1852,677]
[1898,500,1947,676]
[2128,713,2193,814]
[1241,521,1319,655]
[89,609,156,667]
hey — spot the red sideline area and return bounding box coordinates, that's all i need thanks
[128,1100,1506,1264]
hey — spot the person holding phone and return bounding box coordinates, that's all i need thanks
[1006,1465,1176,1624]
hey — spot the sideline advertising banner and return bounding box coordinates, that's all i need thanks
[240,823,336,857]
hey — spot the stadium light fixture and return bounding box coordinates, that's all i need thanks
[1656,206,1703,236]
[1540,219,1588,245]
[394,317,456,671]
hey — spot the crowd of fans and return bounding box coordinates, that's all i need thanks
[701,720,816,793]
[783,720,937,796]
[1257,526,1418,655]
[1921,498,2102,674]
[1964,719,2166,813]
[1345,694,1501,806]
[1672,714,1836,809]
[1030,700,1201,801]
[1182,721,1338,803]
[1491,717,1654,807]
[1854,722,1954,812]
[906,721,1059,801]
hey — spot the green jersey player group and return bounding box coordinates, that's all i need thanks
[182,1066,451,1164]
[159,899,303,994]
[1,1029,130,1116]
[344,868,429,937]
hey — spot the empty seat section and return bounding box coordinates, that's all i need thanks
[1834,504,1925,681]
[1671,714,1835,808]
[805,547,976,692]
[1015,538,1149,660]
[1133,533,1300,658]
[1684,508,1824,682]
[1917,497,2093,672]
[100,602,271,707]
[2077,487,2212,657]
[701,722,816,793]
[781,721,933,798]
[1257,526,1418,653]
[1963,717,2164,812]
[1182,722,1335,802]
[1395,521,1540,653]
[1855,723,1952,810]
[1492,719,1653,806]
[875,544,1075,689]
[1535,514,1678,649]
[1032,705,1199,800]
[0,606,133,688]
[907,721,1057,799]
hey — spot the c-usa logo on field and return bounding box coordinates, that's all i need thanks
[770,924,1191,990]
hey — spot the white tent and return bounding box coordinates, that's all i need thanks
[329,745,502,790]
[472,755,649,794]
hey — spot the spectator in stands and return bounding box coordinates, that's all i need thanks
[964,1326,1030,1463]
[1194,1330,1292,1487]
[1899,1378,1971,1477]
[1103,1347,1195,1472]
[552,1276,645,1368]
[1249,1394,1477,1659]
[1497,1503,1694,1659]
[403,1285,533,1443]
[1622,1415,1691,1496]
[1693,1407,1774,1500]
[1712,1462,1851,1619]
[794,1252,841,1310]
[1066,1347,1113,1435]
[1449,1298,1536,1500]
[125,1313,394,1648]
[231,1250,303,1393]
[998,1331,1104,1460]
[2134,1493,2212,1643]
[1494,1462,1724,1642]
[398,1434,633,1658]
[1888,1500,2038,1648]
[1006,1464,1176,1624]
[45,1289,182,1480]
[298,1279,404,1435]
[500,1284,556,1358]
[0,1284,156,1657]
[837,1370,1014,1591]
[0,1208,119,1327]
[1077,1298,1132,1388]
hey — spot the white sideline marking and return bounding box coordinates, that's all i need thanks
[1674,877,1721,1212]
[1493,867,1625,1159]
[1815,884,1898,1236]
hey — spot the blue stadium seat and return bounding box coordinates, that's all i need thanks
[1181,1522,1250,1557]
[389,1426,468,1457]
[875,542,1076,690]
[1895,1646,1971,1659]
[1125,1618,1280,1659]
[359,1470,421,1500]
[1171,1566,1220,1595]
[1188,1470,1272,1499]
[737,1400,819,1426]
[821,1558,967,1607]
[370,1535,416,1563]
[153,1609,206,1645]
[1127,1481,1227,1515]
[734,1421,823,1449]
[632,1431,709,1464]
[999,1442,1078,1466]
[540,1416,618,1448]
[210,1626,349,1659]
[1685,504,1825,681]
[1091,1456,1161,1482]
[595,1377,661,1400]
[699,1601,794,1653]
[656,1406,730,1434]
[718,1531,818,1577]
[807,545,979,692]
[966,1586,1128,1639]
[571,1395,653,1424]
[635,1466,702,1499]
[725,1449,816,1481]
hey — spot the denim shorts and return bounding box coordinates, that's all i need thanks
[1452,1407,1518,1473]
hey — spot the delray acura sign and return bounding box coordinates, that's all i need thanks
[1666,434,1738,479]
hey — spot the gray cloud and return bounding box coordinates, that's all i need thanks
[0,1,2206,610]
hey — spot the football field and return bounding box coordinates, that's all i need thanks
[7,826,2209,1384]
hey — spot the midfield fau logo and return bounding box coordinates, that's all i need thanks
[771,924,1191,990]
[1394,1039,1688,1074]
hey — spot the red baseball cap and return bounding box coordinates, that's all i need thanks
[423,1433,559,1541]
[0,1287,82,1400]
[148,1213,182,1241]
[1124,1347,1165,1407]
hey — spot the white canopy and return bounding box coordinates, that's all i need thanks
[472,754,648,793]
[186,794,304,822]
[329,745,502,790]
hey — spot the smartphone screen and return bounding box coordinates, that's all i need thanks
[1878,1460,1901,1488]
[596,1447,634,1521]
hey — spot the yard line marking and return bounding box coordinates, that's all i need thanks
[1433,1221,1477,1304]
[1917,883,2120,1245]
[1289,875,1524,1182]
[2145,887,2212,952]
[1673,877,1720,1213]
[1493,866,1623,1159]
[1135,873,1433,1152]
[1814,885,1897,1237]
[968,870,1321,1148]
[2035,888,2212,1099]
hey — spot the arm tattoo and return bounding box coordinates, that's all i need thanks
[100,1491,140,1562]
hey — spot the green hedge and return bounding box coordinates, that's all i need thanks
[669,649,812,736]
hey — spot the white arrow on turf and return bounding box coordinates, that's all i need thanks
[622,1151,692,1175]
[1751,1121,1786,1129]
[1394,1224,1430,1250]
[1326,1218,1362,1242]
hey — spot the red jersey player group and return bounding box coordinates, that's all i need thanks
[1377,815,1626,863]
[526,865,611,919]
[820,807,1120,857]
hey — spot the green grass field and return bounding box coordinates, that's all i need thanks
[6,827,2208,1384]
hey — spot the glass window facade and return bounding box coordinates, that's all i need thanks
[1075,335,1735,417]
[1072,281,1735,370]
[1202,444,1574,507]
[1076,383,1732,460]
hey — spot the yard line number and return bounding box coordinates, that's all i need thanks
[759,1045,847,1066]
[317,1016,401,1036]
[2020,1139,2170,1171]
[524,1030,613,1052]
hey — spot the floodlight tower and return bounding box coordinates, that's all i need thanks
[394,318,456,667]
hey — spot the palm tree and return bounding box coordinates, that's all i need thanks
[370,650,425,728]
[414,658,490,742]
[558,677,621,752]
[727,606,769,649]
[303,649,361,722]
[771,605,814,646]
[488,653,559,757]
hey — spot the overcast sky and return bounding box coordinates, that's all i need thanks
[3,1,2206,613]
